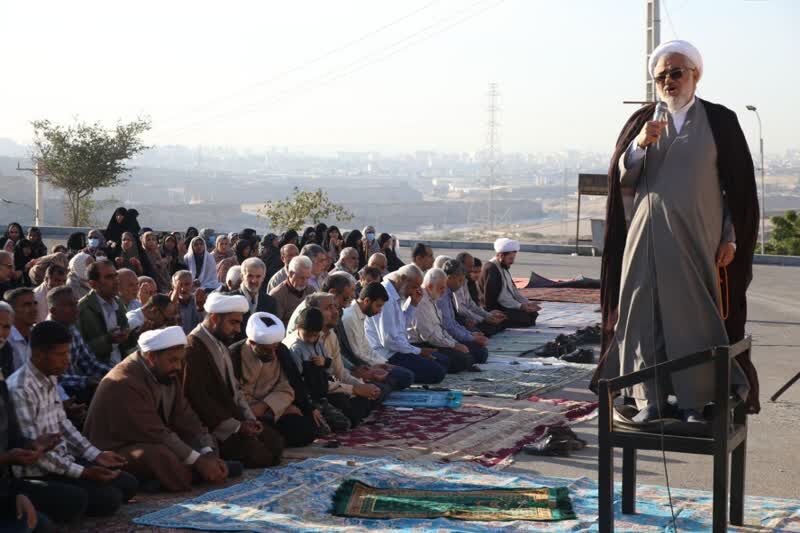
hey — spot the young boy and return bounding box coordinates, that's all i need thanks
[284,308,350,433]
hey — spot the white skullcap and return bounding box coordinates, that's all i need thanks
[494,238,520,254]
[246,312,286,345]
[649,40,703,79]
[204,292,249,314]
[138,326,187,353]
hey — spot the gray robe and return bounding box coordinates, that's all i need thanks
[606,99,745,410]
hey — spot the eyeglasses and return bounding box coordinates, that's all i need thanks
[654,67,692,85]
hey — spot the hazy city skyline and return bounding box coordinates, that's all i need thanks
[1,0,797,155]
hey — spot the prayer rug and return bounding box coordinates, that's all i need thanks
[285,396,597,468]
[384,389,463,408]
[133,455,800,532]
[534,302,601,328]
[486,327,568,358]
[519,287,601,305]
[426,361,597,399]
[331,479,576,521]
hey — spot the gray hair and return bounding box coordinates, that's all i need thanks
[301,243,326,260]
[442,259,465,277]
[368,253,387,266]
[339,247,358,260]
[281,243,298,256]
[47,286,75,308]
[305,291,334,309]
[241,257,266,273]
[172,269,192,286]
[433,255,452,270]
[423,267,447,287]
[0,301,13,318]
[288,255,312,273]
[0,250,12,263]
[226,265,242,285]
[386,264,423,285]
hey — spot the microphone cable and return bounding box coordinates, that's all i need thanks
[641,102,678,530]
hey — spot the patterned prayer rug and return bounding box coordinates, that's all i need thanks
[331,479,576,521]
[132,455,800,532]
[486,327,567,358]
[425,361,597,399]
[520,287,601,305]
[284,396,598,468]
[534,302,601,328]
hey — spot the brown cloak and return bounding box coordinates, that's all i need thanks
[594,98,761,413]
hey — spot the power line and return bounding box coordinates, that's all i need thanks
[152,0,505,141]
[154,0,442,131]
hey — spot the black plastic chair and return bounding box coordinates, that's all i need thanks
[597,337,751,533]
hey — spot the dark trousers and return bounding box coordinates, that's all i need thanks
[464,340,489,364]
[30,470,138,520]
[413,343,473,373]
[266,413,318,447]
[0,508,53,533]
[219,424,284,468]
[476,321,504,337]
[388,352,447,384]
[327,392,372,427]
[385,366,414,390]
[498,307,538,328]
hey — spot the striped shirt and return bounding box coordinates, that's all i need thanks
[7,361,101,478]
[58,324,114,397]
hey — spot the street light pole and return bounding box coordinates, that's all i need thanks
[746,105,765,255]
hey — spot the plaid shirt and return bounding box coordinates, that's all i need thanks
[57,324,114,396]
[6,361,101,478]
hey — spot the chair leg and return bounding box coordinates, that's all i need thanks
[622,447,636,514]
[598,439,614,533]
[730,413,747,525]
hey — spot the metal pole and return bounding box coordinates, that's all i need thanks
[759,131,765,255]
[34,162,43,226]
[576,192,582,255]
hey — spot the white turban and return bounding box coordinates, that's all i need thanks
[204,292,248,314]
[494,238,520,254]
[138,326,187,353]
[649,40,703,79]
[246,312,285,345]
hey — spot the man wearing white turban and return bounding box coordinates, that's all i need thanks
[478,238,541,328]
[596,39,760,421]
[85,326,240,492]
[229,313,318,447]
[183,293,284,467]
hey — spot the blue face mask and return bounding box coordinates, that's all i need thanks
[88,238,101,248]
[366,232,375,242]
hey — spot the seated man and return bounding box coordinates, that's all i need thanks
[364,253,388,278]
[183,292,284,467]
[229,258,277,341]
[5,288,36,372]
[453,252,506,336]
[230,313,318,447]
[0,302,14,378]
[286,294,381,428]
[326,274,413,393]
[171,270,204,335]
[301,245,330,291]
[364,265,447,384]
[85,326,237,493]
[266,244,299,292]
[269,256,314,327]
[33,263,67,323]
[355,265,382,296]
[136,276,157,307]
[342,282,414,391]
[225,266,242,292]
[479,238,541,327]
[438,260,489,365]
[48,287,113,404]
[7,321,138,518]
[407,268,473,373]
[411,243,434,273]
[77,261,136,364]
[331,247,359,276]
[126,293,179,334]
[117,269,141,313]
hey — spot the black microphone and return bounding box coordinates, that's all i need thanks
[653,101,669,149]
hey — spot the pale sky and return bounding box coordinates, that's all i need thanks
[0,0,797,155]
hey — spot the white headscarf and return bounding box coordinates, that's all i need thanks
[185,236,221,291]
[69,252,93,281]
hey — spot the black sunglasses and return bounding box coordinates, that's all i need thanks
[654,67,692,84]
